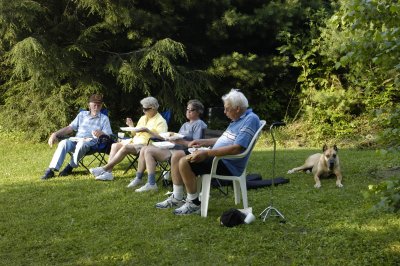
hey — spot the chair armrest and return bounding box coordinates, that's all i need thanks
[56,135,72,140]
[150,137,164,142]
[109,133,118,142]
[146,137,165,145]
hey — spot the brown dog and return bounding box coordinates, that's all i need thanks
[287,145,343,188]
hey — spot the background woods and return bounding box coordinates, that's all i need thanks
[0,0,399,151]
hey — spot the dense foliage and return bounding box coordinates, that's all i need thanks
[367,176,400,213]
[282,0,399,147]
[0,0,330,139]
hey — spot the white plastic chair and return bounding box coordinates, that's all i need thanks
[199,120,266,217]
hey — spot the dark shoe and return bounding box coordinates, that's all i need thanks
[41,168,55,180]
[59,164,73,176]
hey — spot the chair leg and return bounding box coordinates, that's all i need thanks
[213,179,229,196]
[123,155,138,174]
[196,176,202,200]
[233,180,241,205]
[239,178,248,209]
[200,175,212,218]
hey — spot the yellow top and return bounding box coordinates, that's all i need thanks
[131,113,168,145]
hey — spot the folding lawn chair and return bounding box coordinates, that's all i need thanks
[123,109,172,174]
[69,108,116,173]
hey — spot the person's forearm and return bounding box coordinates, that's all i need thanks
[201,138,217,147]
[53,126,73,137]
[207,144,242,157]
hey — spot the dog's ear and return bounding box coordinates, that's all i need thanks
[333,144,338,152]
[323,144,328,152]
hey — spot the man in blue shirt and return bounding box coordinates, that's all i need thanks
[41,94,113,179]
[156,89,260,215]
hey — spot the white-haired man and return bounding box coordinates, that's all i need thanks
[41,94,113,179]
[156,89,261,215]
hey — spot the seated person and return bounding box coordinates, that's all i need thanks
[156,89,260,215]
[90,96,167,181]
[128,99,207,192]
[41,94,113,179]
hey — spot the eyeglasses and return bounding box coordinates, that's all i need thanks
[186,108,196,112]
[224,106,233,112]
[142,107,152,112]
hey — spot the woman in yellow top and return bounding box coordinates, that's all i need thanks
[90,96,168,181]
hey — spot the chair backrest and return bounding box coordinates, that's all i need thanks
[209,120,266,176]
[218,120,266,160]
[203,128,224,139]
[160,110,171,124]
[79,108,109,116]
[244,120,266,157]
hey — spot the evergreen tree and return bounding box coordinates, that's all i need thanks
[0,0,329,139]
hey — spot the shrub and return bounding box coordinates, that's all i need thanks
[366,176,400,213]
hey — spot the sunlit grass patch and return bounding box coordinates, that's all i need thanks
[0,138,399,265]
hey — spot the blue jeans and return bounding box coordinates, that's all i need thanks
[49,139,97,170]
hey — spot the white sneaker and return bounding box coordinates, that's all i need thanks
[155,195,184,209]
[126,178,143,188]
[89,167,105,177]
[95,171,113,181]
[173,200,201,215]
[135,183,158,192]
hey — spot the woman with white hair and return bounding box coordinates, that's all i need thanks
[129,99,207,193]
[156,89,261,214]
[90,96,168,183]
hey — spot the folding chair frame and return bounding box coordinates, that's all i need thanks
[122,109,171,175]
[123,154,138,174]
[74,148,108,173]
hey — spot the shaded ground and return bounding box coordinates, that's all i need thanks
[373,166,400,179]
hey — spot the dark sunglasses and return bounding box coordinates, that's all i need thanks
[143,107,152,112]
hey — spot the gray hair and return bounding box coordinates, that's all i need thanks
[222,89,248,110]
[140,96,159,109]
[187,99,204,115]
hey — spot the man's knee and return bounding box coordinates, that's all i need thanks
[178,156,189,169]
[172,151,184,163]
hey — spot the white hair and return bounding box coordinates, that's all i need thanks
[222,89,248,109]
[140,96,159,109]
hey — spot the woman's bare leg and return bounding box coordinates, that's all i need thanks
[103,144,138,172]
[144,147,172,175]
[136,146,149,173]
[108,142,123,161]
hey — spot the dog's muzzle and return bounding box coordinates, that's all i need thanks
[329,160,335,170]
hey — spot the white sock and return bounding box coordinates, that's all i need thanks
[186,192,199,201]
[173,184,184,200]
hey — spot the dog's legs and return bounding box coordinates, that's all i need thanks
[313,174,322,188]
[287,153,321,174]
[335,170,343,188]
[287,165,309,174]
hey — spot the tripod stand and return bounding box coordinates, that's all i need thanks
[260,122,286,222]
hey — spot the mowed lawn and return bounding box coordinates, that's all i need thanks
[0,136,399,265]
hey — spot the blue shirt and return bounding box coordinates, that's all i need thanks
[212,109,260,176]
[70,111,113,138]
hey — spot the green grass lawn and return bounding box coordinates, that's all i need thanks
[0,137,399,265]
